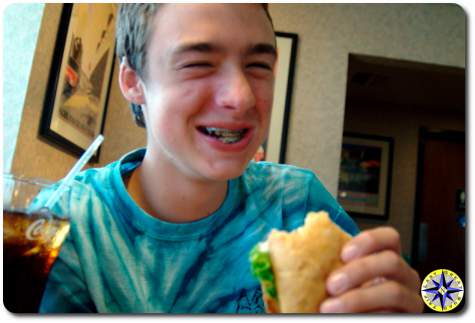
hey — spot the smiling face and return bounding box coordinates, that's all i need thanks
[131,4,276,182]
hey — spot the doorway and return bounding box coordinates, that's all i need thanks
[343,53,466,312]
[412,129,466,311]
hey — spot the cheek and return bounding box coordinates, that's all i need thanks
[142,90,177,144]
[253,81,274,118]
[146,83,211,134]
[175,84,211,115]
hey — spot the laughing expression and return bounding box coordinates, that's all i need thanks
[140,4,276,182]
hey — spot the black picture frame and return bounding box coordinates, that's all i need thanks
[254,32,298,164]
[337,132,394,220]
[39,4,116,162]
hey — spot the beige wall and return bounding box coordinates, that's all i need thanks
[269,3,465,193]
[344,103,465,256]
[12,3,466,197]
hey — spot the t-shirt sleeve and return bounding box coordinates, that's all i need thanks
[306,172,360,236]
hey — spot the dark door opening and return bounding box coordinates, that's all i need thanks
[343,54,466,298]
[412,129,466,312]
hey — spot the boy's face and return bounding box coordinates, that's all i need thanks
[141,4,276,181]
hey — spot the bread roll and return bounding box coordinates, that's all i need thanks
[264,211,351,313]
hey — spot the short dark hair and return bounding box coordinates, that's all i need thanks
[115,4,274,128]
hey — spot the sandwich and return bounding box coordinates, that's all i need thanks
[249,211,351,313]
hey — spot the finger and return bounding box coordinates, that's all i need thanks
[327,250,421,296]
[342,227,401,262]
[361,276,388,289]
[320,280,424,313]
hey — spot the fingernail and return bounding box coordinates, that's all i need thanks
[342,244,358,261]
[328,272,348,294]
[320,298,344,313]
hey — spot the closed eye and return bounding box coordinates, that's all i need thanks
[181,62,213,69]
[247,62,272,70]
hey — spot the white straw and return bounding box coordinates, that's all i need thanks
[43,135,104,209]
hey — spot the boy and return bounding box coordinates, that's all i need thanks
[39,4,422,313]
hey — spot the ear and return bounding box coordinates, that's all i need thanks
[118,59,146,105]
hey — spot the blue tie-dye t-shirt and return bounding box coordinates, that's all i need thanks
[38,148,359,313]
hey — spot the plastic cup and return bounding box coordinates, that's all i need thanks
[3,174,71,313]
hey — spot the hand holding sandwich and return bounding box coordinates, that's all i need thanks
[320,227,423,313]
[250,212,424,313]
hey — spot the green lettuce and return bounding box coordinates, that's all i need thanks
[249,244,278,299]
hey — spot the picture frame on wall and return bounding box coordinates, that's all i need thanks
[39,3,116,161]
[337,133,394,220]
[254,32,298,164]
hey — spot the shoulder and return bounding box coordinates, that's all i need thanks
[41,149,145,220]
[237,161,321,225]
[241,161,359,235]
[243,161,317,186]
[62,148,145,199]
[40,164,115,222]
[241,161,325,201]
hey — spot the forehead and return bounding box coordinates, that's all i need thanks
[149,4,275,53]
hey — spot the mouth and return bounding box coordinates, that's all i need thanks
[197,126,250,145]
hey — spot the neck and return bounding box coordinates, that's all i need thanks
[126,150,228,223]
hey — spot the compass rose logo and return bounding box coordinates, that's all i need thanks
[421,269,464,312]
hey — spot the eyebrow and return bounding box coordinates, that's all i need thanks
[172,43,219,56]
[170,42,277,58]
[246,43,277,58]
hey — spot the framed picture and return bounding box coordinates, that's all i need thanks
[337,133,394,220]
[254,32,298,163]
[39,4,116,161]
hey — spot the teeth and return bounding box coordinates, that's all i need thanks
[201,127,246,144]
[220,136,240,144]
[205,127,244,137]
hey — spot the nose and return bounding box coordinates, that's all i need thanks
[215,67,256,114]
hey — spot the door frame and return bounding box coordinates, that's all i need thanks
[411,127,465,266]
